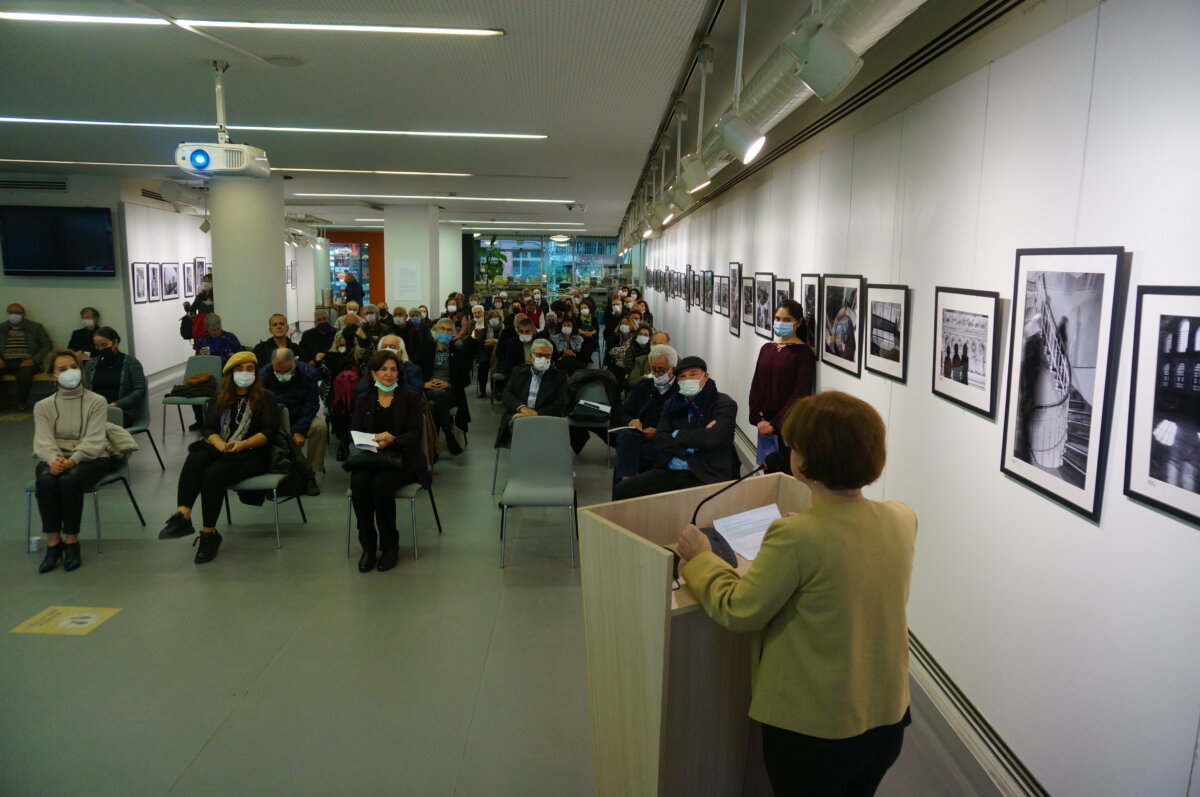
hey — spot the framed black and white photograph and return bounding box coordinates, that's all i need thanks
[703,270,714,314]
[1125,286,1200,527]
[865,284,910,383]
[799,273,821,353]
[195,258,206,287]
[147,262,161,302]
[774,276,793,311]
[685,265,693,312]
[1001,248,1126,520]
[131,262,148,304]
[729,263,742,337]
[693,273,702,311]
[742,276,754,326]
[822,274,865,377]
[714,275,730,317]
[161,262,180,300]
[754,271,774,340]
[182,259,195,298]
[932,286,1001,417]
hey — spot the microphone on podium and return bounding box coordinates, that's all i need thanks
[691,463,766,526]
[677,464,767,573]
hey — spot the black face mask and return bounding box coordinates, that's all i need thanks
[98,347,118,360]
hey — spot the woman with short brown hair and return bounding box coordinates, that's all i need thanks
[677,390,916,795]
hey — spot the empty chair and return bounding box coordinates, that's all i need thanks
[498,415,577,568]
[161,355,222,438]
[127,388,163,469]
[221,407,308,549]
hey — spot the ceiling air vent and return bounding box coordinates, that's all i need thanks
[0,177,68,192]
[141,188,167,203]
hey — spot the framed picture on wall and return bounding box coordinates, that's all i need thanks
[774,277,793,311]
[147,262,161,302]
[1001,247,1127,521]
[931,286,1001,417]
[693,273,702,311]
[754,271,774,340]
[729,263,742,337]
[685,265,693,312]
[703,270,714,314]
[714,275,730,317]
[799,273,821,353]
[161,263,180,300]
[865,284,911,384]
[822,274,865,377]
[1125,285,1200,528]
[182,259,195,298]
[131,262,148,304]
[742,276,754,326]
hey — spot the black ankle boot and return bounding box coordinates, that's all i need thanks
[39,543,63,574]
[193,530,223,564]
[358,549,377,573]
[63,542,82,572]
[443,427,463,456]
[377,548,399,572]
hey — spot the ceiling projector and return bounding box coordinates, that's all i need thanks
[175,143,271,179]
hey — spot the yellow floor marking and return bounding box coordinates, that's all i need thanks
[11,606,120,635]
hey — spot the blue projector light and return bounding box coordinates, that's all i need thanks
[189,149,210,169]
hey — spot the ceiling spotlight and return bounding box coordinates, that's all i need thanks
[679,154,711,194]
[719,112,766,165]
[652,201,675,226]
[199,218,211,233]
[781,19,863,102]
[639,219,653,239]
[668,180,695,212]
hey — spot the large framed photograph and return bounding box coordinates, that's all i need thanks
[822,274,865,377]
[754,272,774,340]
[702,270,714,314]
[774,277,793,310]
[741,277,754,326]
[729,263,742,337]
[195,258,207,287]
[131,262,148,304]
[1125,286,1200,527]
[161,262,180,300]
[693,273,702,311]
[714,275,730,317]
[182,259,195,298]
[147,262,161,302]
[799,273,820,352]
[1001,248,1126,520]
[685,265,693,312]
[865,284,911,383]
[932,287,1001,417]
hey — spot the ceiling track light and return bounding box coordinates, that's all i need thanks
[781,17,863,102]
[720,0,767,166]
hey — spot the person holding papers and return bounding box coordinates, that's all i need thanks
[346,350,428,574]
[676,391,917,796]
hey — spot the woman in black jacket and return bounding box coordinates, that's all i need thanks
[347,350,428,573]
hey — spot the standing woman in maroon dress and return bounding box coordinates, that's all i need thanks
[748,298,816,474]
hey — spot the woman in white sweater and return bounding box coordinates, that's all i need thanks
[32,348,114,573]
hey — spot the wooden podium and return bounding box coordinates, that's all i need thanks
[578,473,812,796]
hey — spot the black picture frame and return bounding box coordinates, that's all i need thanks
[821,274,865,377]
[685,265,693,312]
[773,276,793,312]
[729,263,742,337]
[147,262,161,302]
[741,277,755,326]
[931,286,1001,418]
[799,273,821,353]
[714,275,730,317]
[703,270,714,314]
[131,262,148,304]
[864,284,911,384]
[161,262,180,300]
[1124,285,1200,528]
[182,259,195,298]
[753,271,774,340]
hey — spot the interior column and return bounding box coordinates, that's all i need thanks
[384,204,439,310]
[439,222,463,297]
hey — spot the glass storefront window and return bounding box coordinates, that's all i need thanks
[476,235,619,286]
[329,243,370,303]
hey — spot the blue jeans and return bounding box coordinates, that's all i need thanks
[612,428,657,489]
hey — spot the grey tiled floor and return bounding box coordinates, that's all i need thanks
[0,388,995,796]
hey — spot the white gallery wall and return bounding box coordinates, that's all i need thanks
[124,202,212,378]
[646,2,1200,794]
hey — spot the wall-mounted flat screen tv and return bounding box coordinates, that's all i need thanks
[0,205,116,277]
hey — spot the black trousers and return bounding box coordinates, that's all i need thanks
[350,463,419,553]
[35,458,116,536]
[760,710,909,797]
[1,361,38,403]
[612,467,703,500]
[177,445,270,528]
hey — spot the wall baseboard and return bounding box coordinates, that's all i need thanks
[909,633,1049,796]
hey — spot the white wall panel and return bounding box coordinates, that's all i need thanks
[814,138,854,275]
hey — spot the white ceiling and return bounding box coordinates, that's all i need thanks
[0,0,727,232]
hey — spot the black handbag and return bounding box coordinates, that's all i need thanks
[342,450,407,471]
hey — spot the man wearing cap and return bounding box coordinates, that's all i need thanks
[612,355,738,500]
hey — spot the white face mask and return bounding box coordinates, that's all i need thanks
[677,378,702,397]
[273,370,293,383]
[518,333,533,343]
[636,335,650,346]
[232,371,256,389]
[7,313,23,325]
[338,345,347,353]
[532,356,551,372]
[446,304,457,313]
[653,373,674,388]
[533,293,541,300]
[488,318,500,328]
[82,318,96,329]
[201,282,212,292]
[562,326,573,336]
[618,324,630,334]
[57,367,82,389]
[581,308,590,316]
[470,300,480,307]
[364,313,377,322]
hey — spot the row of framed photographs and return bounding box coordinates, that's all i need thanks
[131,258,210,304]
[648,248,1200,530]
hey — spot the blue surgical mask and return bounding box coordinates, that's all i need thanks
[409,317,421,325]
[374,380,397,392]
[677,379,701,397]
[436,332,453,344]
[273,370,293,383]
[773,321,795,338]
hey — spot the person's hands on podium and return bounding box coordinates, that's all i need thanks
[676,523,712,563]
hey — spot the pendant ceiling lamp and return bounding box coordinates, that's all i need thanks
[720,0,766,165]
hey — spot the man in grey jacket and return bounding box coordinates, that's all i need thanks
[0,303,53,410]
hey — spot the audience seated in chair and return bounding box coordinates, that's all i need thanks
[612,344,679,497]
[414,317,475,456]
[495,315,536,379]
[495,338,568,449]
[259,348,325,496]
[345,350,429,574]
[32,349,121,573]
[252,314,301,365]
[299,310,335,366]
[625,331,670,387]
[549,317,586,376]
[1,302,54,411]
[158,351,279,565]
[68,306,101,357]
[612,355,737,500]
[84,327,146,428]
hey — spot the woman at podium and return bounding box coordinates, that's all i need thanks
[677,390,917,795]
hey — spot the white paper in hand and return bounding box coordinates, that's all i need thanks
[712,504,782,561]
[350,431,379,452]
